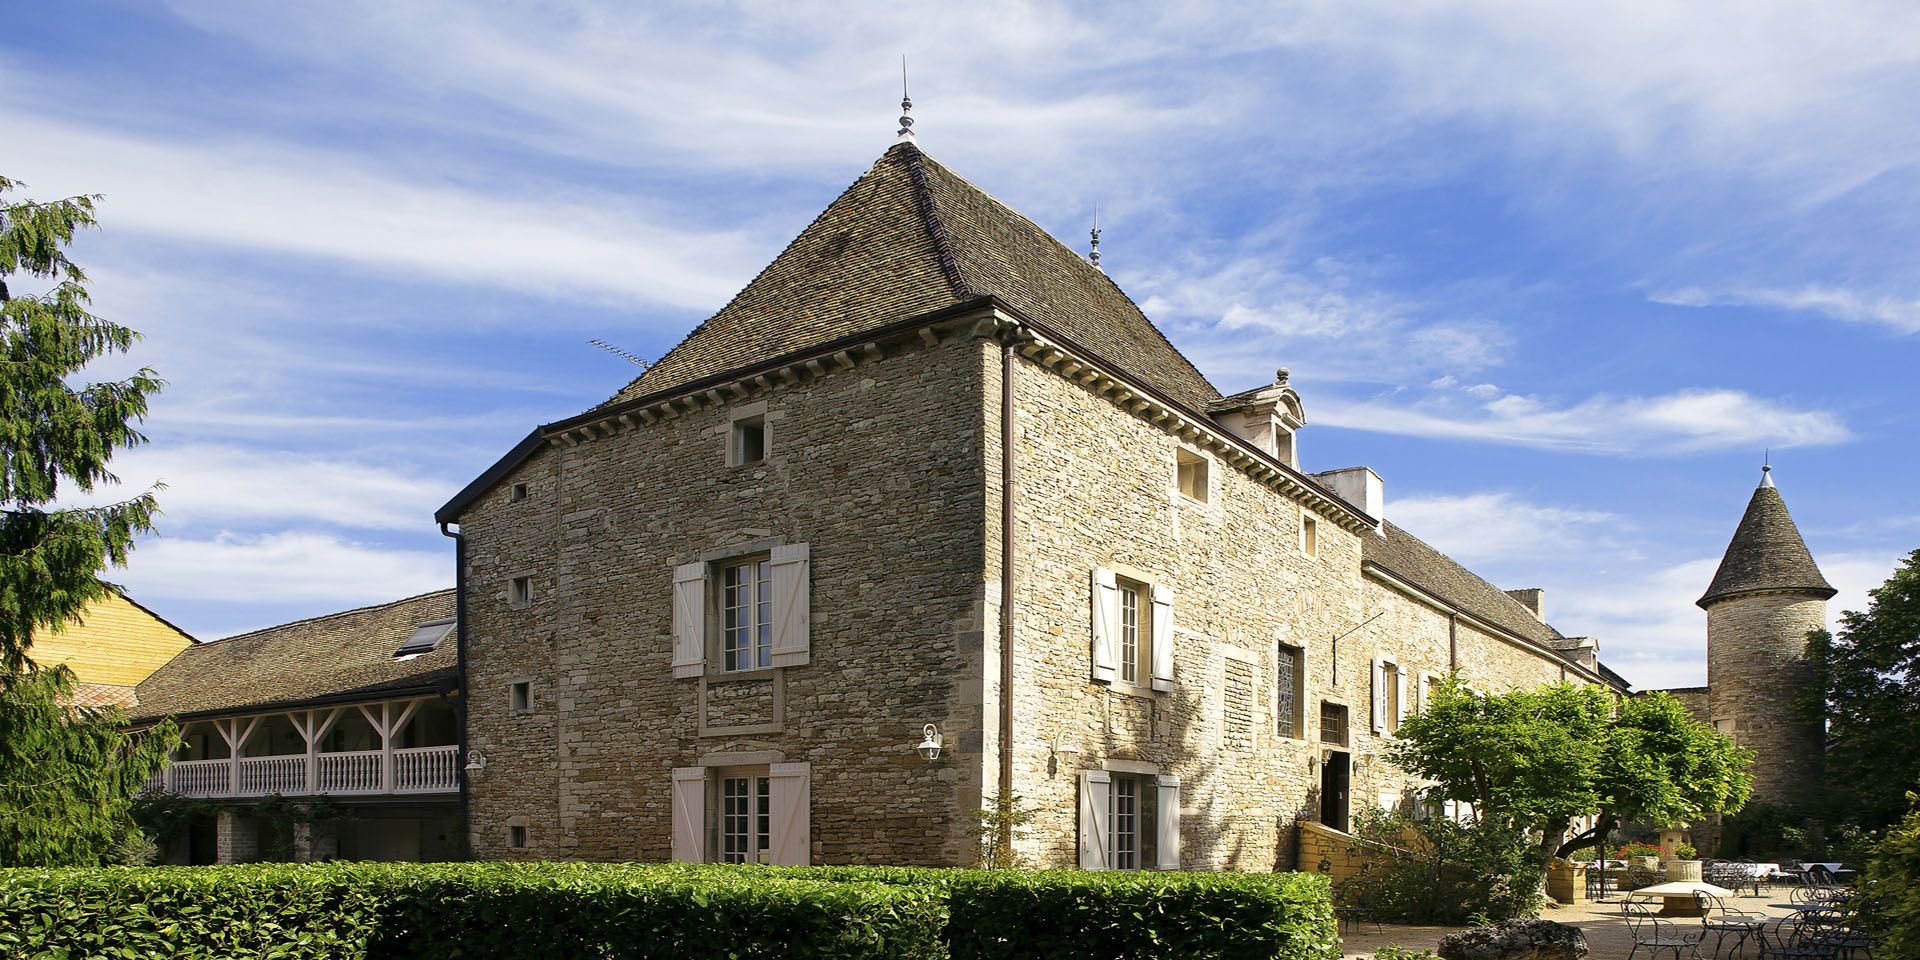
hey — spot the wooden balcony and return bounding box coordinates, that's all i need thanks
[148,696,459,800]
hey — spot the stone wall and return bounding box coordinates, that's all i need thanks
[1707,592,1827,808]
[999,347,1585,872]
[459,329,992,864]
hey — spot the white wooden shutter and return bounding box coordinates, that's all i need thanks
[1370,659,1386,734]
[1396,666,1410,730]
[671,563,707,679]
[670,767,706,862]
[1149,584,1175,693]
[1155,775,1181,871]
[769,543,811,668]
[1078,769,1111,870]
[1090,569,1119,683]
[768,762,811,866]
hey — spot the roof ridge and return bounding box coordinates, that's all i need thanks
[897,144,974,299]
[597,150,913,408]
[201,588,456,647]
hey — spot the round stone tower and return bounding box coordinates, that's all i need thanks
[1698,466,1834,810]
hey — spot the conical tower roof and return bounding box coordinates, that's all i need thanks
[1697,469,1835,608]
[603,142,1222,412]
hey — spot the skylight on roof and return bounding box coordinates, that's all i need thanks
[395,618,456,658]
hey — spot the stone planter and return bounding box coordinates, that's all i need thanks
[1545,860,1588,903]
[1666,859,1703,882]
[1632,856,1661,873]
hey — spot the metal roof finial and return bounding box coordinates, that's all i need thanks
[895,55,915,143]
[1088,203,1103,271]
[1761,449,1774,488]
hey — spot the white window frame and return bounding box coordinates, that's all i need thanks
[726,402,771,468]
[716,768,773,865]
[718,555,774,672]
[1116,577,1150,687]
[1110,774,1141,870]
[1383,661,1401,732]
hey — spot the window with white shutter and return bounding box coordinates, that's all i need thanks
[1090,569,1119,683]
[672,563,707,679]
[769,544,811,667]
[767,762,811,865]
[1078,769,1111,870]
[1155,775,1181,870]
[1149,585,1175,692]
[671,766,707,862]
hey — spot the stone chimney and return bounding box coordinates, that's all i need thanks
[1314,466,1383,531]
[1505,588,1546,621]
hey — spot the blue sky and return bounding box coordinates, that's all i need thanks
[8,1,1915,688]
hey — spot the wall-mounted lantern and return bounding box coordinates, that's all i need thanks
[916,723,943,762]
[465,750,487,773]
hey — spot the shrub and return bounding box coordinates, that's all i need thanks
[0,862,946,960]
[1340,810,1542,925]
[773,865,1337,960]
[1861,793,1920,958]
[0,861,1338,960]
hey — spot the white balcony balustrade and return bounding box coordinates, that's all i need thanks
[150,697,458,799]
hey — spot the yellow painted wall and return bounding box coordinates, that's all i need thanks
[29,593,194,686]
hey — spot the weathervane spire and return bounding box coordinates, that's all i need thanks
[895,55,915,143]
[1088,203,1103,271]
[1761,449,1774,488]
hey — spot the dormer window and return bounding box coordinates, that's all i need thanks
[1275,427,1296,469]
[394,617,455,658]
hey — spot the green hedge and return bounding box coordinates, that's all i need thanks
[0,862,1337,960]
[777,866,1337,960]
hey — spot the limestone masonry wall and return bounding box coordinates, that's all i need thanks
[460,331,990,864]
[1707,593,1827,808]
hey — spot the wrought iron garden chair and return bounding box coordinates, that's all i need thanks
[1695,891,1769,959]
[1624,899,1705,960]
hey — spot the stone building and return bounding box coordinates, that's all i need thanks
[131,591,464,864]
[437,136,1629,871]
[1658,466,1833,837]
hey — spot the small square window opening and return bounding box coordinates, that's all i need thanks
[1176,449,1208,502]
[731,415,767,466]
[508,576,532,608]
[509,482,528,502]
[510,681,533,714]
[508,824,528,848]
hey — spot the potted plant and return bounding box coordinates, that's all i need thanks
[1666,841,1702,881]
[1617,841,1664,873]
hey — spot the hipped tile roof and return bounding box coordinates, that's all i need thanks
[1365,522,1568,652]
[132,590,457,721]
[606,143,1221,412]
[1698,481,1834,608]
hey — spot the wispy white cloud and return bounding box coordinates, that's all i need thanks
[1389,492,1620,565]
[86,444,450,533]
[117,531,449,606]
[1319,383,1850,455]
[0,108,764,310]
[1654,285,1920,334]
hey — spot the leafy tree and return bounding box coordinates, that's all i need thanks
[0,667,175,865]
[1860,791,1920,956]
[1390,678,1753,871]
[1802,549,1920,832]
[1,175,161,678]
[0,175,173,865]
